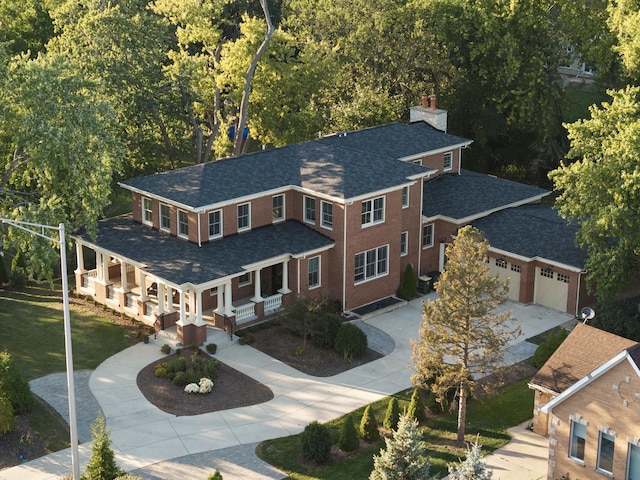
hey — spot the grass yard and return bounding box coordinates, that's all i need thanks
[563,86,609,124]
[258,379,534,479]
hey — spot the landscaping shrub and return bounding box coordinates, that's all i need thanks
[239,334,254,345]
[0,350,34,414]
[154,366,168,378]
[83,414,124,480]
[383,397,400,431]
[334,323,368,361]
[337,415,359,452]
[207,470,223,480]
[407,389,427,422]
[279,297,340,348]
[312,313,343,349]
[532,328,568,368]
[204,358,220,379]
[396,263,418,300]
[160,344,171,354]
[0,395,15,435]
[300,420,332,464]
[359,405,380,442]
[172,371,189,387]
[166,357,187,373]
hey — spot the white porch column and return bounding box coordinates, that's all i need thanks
[167,288,176,313]
[119,262,128,291]
[279,259,292,294]
[195,290,203,323]
[224,281,233,316]
[101,254,109,283]
[75,243,85,273]
[95,252,102,280]
[215,287,224,314]
[188,290,195,320]
[179,289,186,323]
[252,268,263,302]
[157,283,165,315]
[138,270,148,301]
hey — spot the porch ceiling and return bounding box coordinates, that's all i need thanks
[73,217,334,287]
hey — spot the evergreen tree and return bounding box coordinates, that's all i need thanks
[383,397,400,431]
[369,414,434,480]
[448,438,493,480]
[83,414,124,480]
[300,421,332,464]
[359,405,380,442]
[0,350,34,414]
[406,389,427,423]
[0,395,15,435]
[337,415,359,452]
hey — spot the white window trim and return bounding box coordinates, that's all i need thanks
[362,196,385,227]
[238,202,251,232]
[321,201,333,230]
[272,194,285,223]
[142,197,153,226]
[400,231,408,256]
[238,272,252,287]
[443,151,453,171]
[177,209,189,239]
[308,256,321,289]
[597,431,615,475]
[354,245,389,285]
[304,195,316,224]
[401,186,409,208]
[208,209,223,240]
[422,224,434,249]
[159,203,170,232]
[569,420,587,464]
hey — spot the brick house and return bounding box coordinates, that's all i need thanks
[537,334,640,479]
[72,96,590,346]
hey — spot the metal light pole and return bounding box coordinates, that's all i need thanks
[0,219,80,480]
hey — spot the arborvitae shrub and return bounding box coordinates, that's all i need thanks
[407,389,427,422]
[383,397,400,430]
[300,421,332,464]
[83,415,124,480]
[0,350,34,414]
[396,263,418,300]
[334,323,368,361]
[359,405,380,442]
[337,415,359,452]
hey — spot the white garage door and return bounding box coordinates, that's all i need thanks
[487,259,521,302]
[535,267,569,312]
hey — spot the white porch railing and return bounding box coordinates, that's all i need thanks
[235,302,256,324]
[264,293,283,316]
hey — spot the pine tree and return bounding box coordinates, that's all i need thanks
[369,414,434,480]
[337,415,359,452]
[83,414,124,480]
[406,389,427,423]
[383,397,400,431]
[448,438,493,479]
[359,405,380,442]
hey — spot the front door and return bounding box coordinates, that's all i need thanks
[270,263,283,296]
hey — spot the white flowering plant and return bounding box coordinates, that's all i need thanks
[199,377,214,394]
[184,383,200,394]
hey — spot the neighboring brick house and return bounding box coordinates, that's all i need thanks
[537,336,640,480]
[529,323,636,436]
[72,96,590,346]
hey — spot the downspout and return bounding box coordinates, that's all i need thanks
[342,202,348,311]
[575,270,585,316]
[458,147,462,174]
[417,179,424,275]
[297,257,301,295]
[197,213,202,247]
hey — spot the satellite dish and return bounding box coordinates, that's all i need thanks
[581,307,595,323]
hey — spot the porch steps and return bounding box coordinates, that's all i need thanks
[148,326,238,353]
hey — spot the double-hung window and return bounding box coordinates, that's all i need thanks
[354,245,388,283]
[321,201,333,229]
[597,431,615,474]
[443,151,453,171]
[237,203,250,231]
[362,196,385,226]
[160,204,170,232]
[401,186,409,208]
[178,210,189,238]
[422,224,434,248]
[308,256,320,288]
[209,210,222,239]
[304,196,316,224]
[272,194,285,222]
[142,197,153,225]
[400,231,408,256]
[569,421,586,462]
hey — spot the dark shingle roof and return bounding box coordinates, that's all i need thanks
[423,170,549,219]
[471,204,587,268]
[121,122,470,208]
[530,323,636,394]
[74,216,334,286]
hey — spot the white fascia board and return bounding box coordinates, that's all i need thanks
[118,183,197,213]
[397,141,474,162]
[539,350,628,414]
[446,194,553,225]
[527,382,560,397]
[242,253,297,272]
[487,246,532,263]
[291,243,335,260]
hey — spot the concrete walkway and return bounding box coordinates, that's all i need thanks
[1,296,568,480]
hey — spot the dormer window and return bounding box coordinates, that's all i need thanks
[209,210,222,239]
[443,152,453,171]
[237,203,251,232]
[160,204,170,232]
[142,197,153,225]
[178,210,189,238]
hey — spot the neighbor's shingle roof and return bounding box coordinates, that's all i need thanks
[423,170,549,220]
[472,204,588,268]
[121,122,470,208]
[74,216,334,286]
[530,323,636,394]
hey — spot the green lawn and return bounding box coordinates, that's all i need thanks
[563,86,609,124]
[258,380,534,479]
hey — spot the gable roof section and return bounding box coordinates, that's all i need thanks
[422,170,550,221]
[120,122,469,210]
[472,204,587,269]
[531,323,636,395]
[73,216,335,288]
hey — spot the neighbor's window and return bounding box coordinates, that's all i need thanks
[272,194,285,222]
[400,231,408,256]
[304,196,316,223]
[354,245,388,283]
[142,197,153,225]
[160,204,170,231]
[597,431,615,474]
[209,210,222,239]
[362,196,385,226]
[237,203,250,231]
[401,186,409,208]
[443,151,453,171]
[422,224,434,248]
[308,256,320,288]
[321,201,333,229]
[178,210,189,238]
[569,421,586,462]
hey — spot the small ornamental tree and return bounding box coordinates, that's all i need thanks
[300,421,332,464]
[369,414,434,480]
[359,405,380,442]
[383,397,400,431]
[83,414,124,480]
[337,415,359,452]
[406,389,427,423]
[396,263,417,300]
[0,349,34,414]
[448,438,493,479]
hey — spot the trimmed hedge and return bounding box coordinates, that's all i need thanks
[334,323,367,361]
[300,421,332,464]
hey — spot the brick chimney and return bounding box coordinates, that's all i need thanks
[410,93,447,132]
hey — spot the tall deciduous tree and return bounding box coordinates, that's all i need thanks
[411,226,519,446]
[550,86,640,300]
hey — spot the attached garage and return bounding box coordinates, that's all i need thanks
[487,258,521,302]
[534,267,569,312]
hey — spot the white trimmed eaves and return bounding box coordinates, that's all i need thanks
[290,243,335,260]
[527,382,560,397]
[397,141,474,162]
[119,183,196,213]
